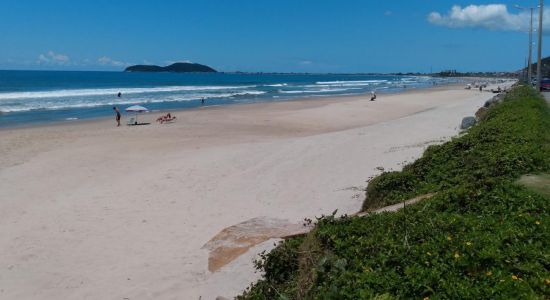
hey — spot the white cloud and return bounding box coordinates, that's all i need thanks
[49,51,69,62]
[428,4,550,33]
[37,51,70,64]
[38,54,49,63]
[165,60,192,65]
[97,56,128,67]
[299,60,313,65]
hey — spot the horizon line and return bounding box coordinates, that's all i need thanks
[0,68,519,75]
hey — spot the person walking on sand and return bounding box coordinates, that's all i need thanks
[370,90,377,101]
[113,106,121,127]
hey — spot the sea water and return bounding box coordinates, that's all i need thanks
[0,70,459,128]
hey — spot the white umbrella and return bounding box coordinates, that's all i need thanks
[125,105,149,124]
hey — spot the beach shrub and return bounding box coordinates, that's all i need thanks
[237,237,304,300]
[363,85,550,210]
[363,171,418,210]
[238,85,550,299]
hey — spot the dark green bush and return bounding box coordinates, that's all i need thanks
[237,237,304,300]
[363,171,418,210]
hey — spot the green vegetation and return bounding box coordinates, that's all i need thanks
[435,70,516,78]
[364,85,549,211]
[237,86,550,299]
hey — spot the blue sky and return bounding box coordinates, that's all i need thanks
[0,0,548,73]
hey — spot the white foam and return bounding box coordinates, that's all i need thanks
[0,90,266,112]
[316,80,388,85]
[0,85,256,100]
[280,88,358,94]
[235,90,266,96]
[264,83,287,87]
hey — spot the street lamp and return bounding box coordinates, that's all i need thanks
[515,5,535,85]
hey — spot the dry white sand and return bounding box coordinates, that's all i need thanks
[0,83,513,299]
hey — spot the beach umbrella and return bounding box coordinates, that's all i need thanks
[125,105,149,124]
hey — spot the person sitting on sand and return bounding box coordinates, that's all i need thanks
[162,113,176,123]
[156,113,176,124]
[370,90,377,101]
[156,115,167,123]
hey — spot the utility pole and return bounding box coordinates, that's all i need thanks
[515,5,536,84]
[529,7,534,84]
[521,57,531,80]
[536,0,544,91]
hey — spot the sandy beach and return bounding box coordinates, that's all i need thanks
[0,83,513,299]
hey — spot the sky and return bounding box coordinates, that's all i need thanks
[0,0,549,73]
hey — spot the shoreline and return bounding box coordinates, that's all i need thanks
[0,81,514,299]
[0,80,473,131]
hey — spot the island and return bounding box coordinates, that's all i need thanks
[125,62,217,73]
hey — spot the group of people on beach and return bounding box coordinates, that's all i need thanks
[113,92,378,126]
[113,106,176,126]
[113,91,179,126]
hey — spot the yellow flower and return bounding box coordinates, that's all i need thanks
[454,252,460,259]
[447,236,452,241]
[486,271,492,277]
[535,220,541,225]
[466,241,472,246]
[512,275,519,281]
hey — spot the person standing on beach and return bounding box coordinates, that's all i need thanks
[113,107,121,127]
[370,90,377,101]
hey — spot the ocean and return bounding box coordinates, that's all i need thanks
[0,70,460,128]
